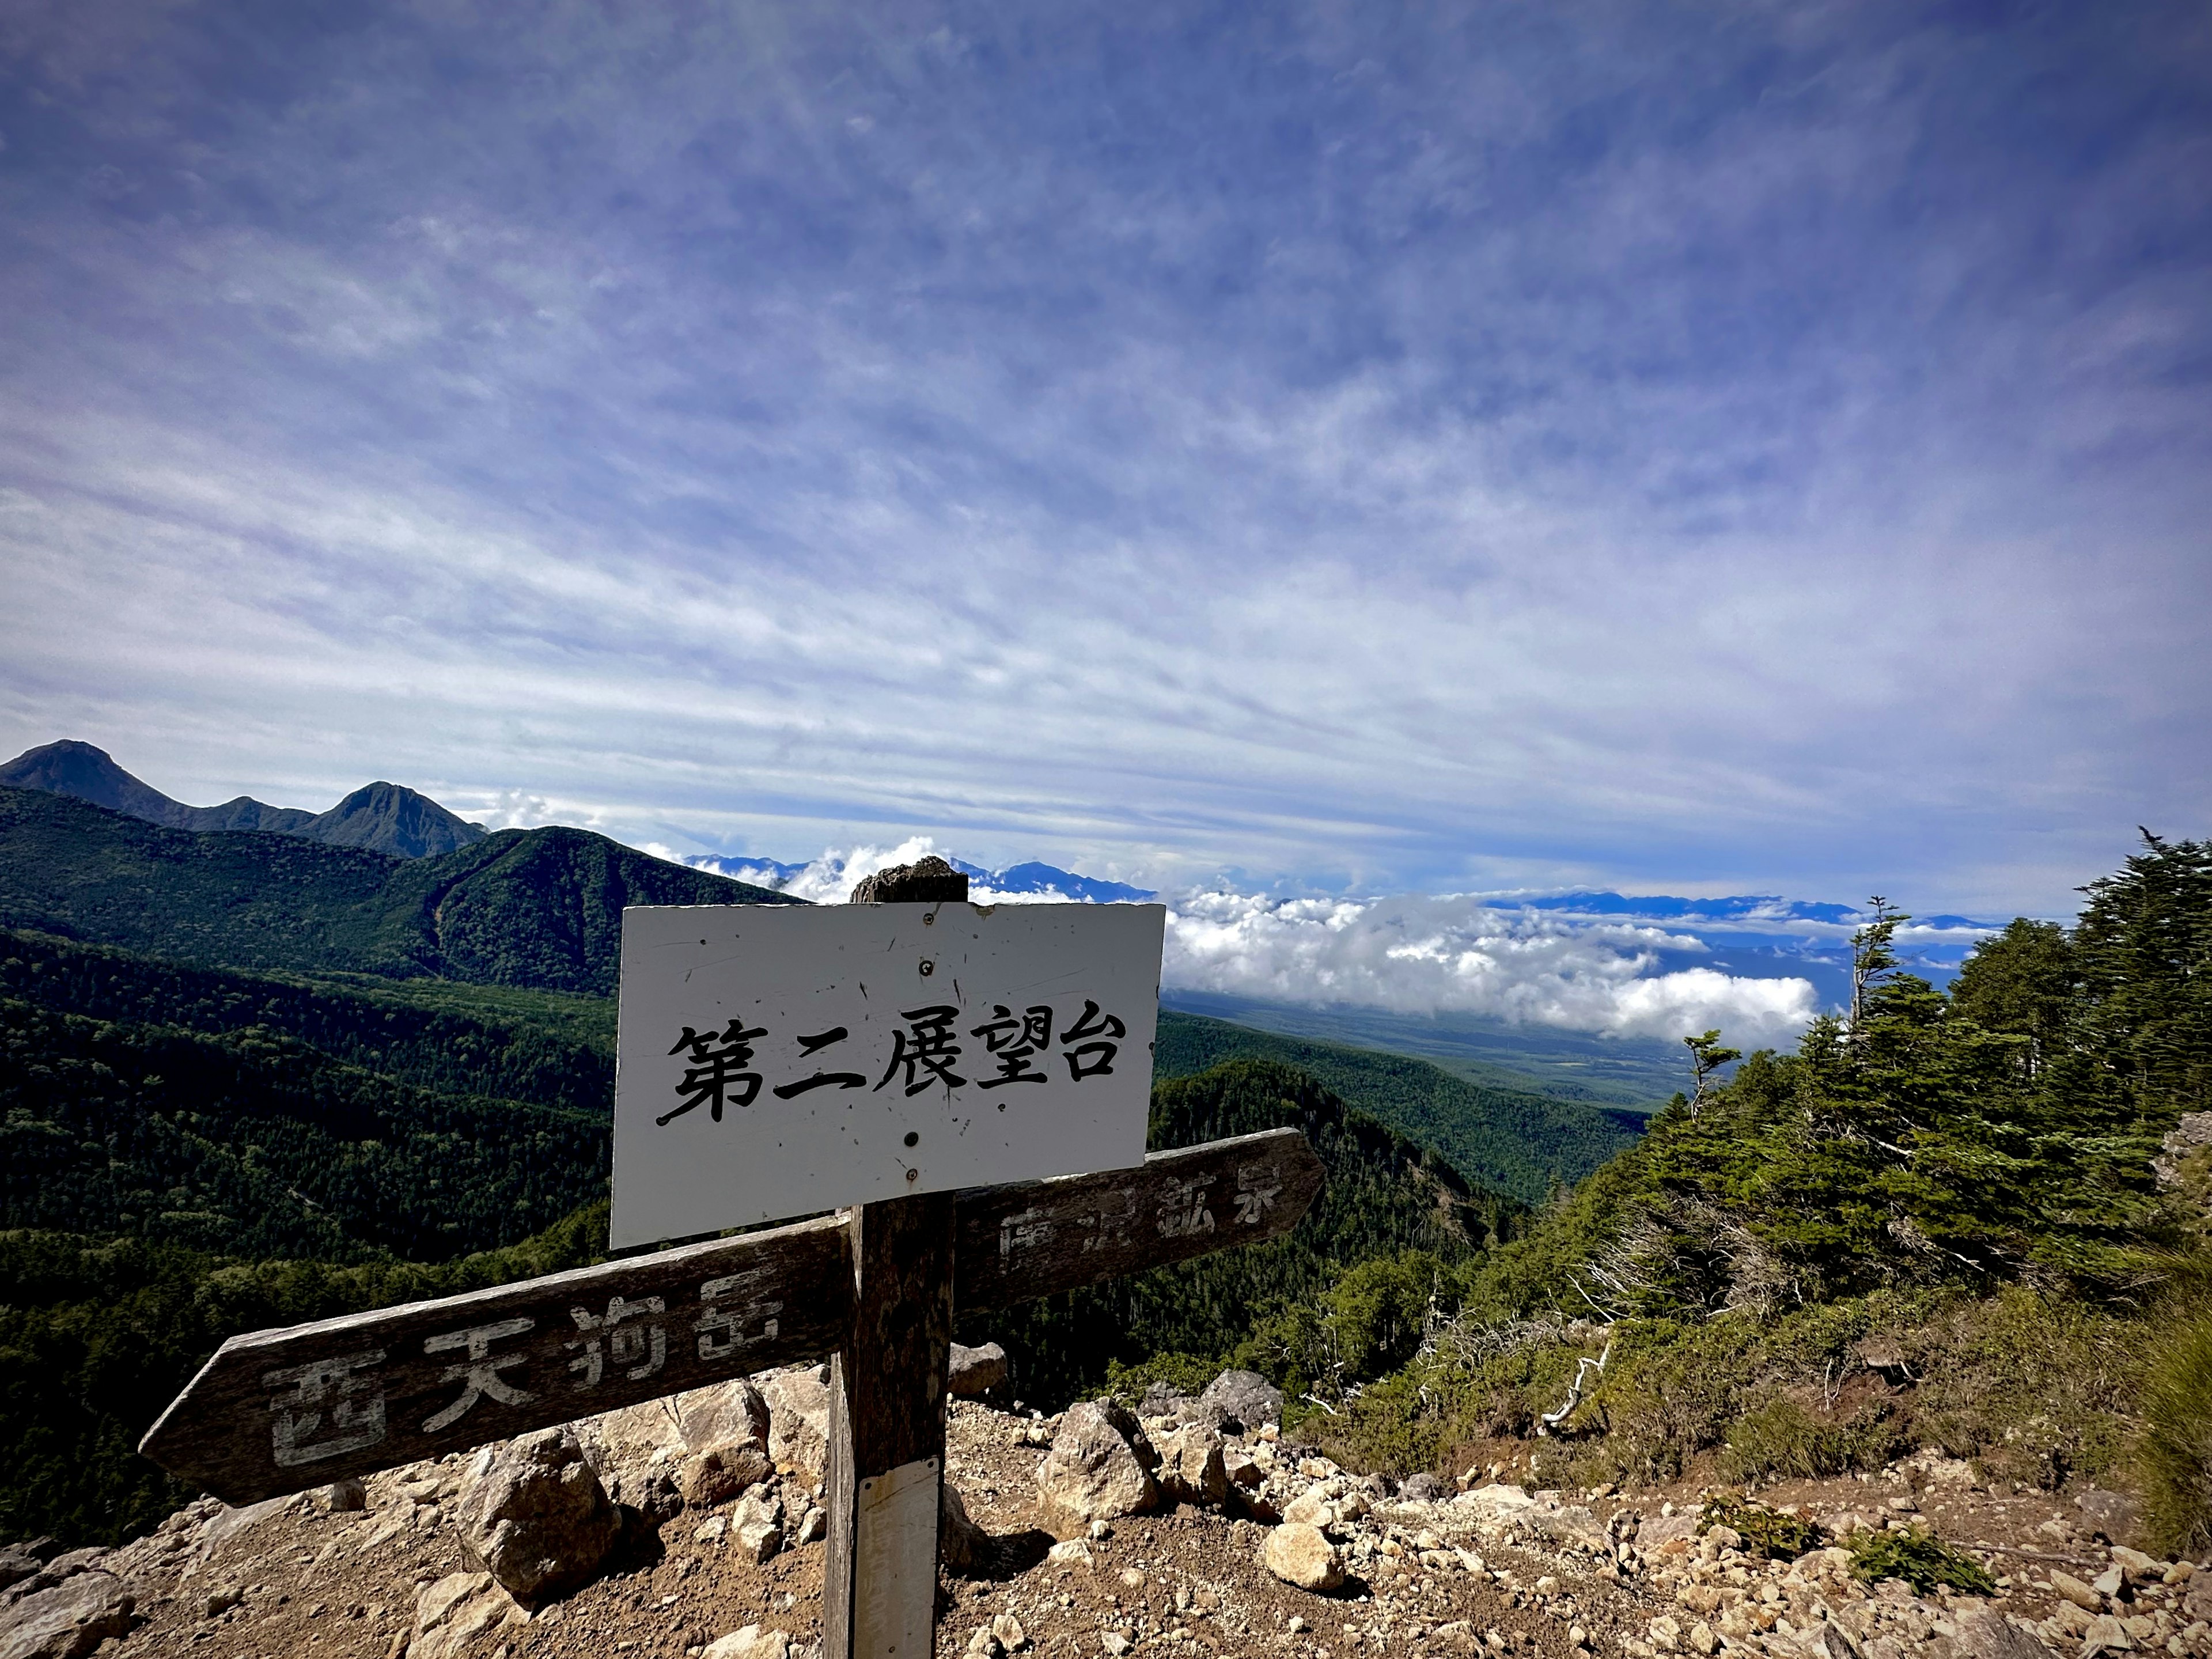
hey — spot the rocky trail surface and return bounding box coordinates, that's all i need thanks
[3,1361,2206,1659]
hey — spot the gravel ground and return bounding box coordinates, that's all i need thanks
[26,1400,2212,1659]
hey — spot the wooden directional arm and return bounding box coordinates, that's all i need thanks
[140,1213,854,1506]
[139,1129,1325,1505]
[955,1127,1324,1313]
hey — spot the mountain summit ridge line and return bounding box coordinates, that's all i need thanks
[0,739,490,859]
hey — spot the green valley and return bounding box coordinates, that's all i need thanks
[1157,1009,1643,1205]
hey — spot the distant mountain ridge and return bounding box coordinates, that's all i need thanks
[0,740,490,858]
[692,850,1156,903]
[0,784,797,994]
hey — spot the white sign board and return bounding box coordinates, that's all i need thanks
[610,901,1166,1248]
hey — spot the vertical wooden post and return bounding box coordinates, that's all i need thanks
[823,1193,956,1659]
[825,855,970,1659]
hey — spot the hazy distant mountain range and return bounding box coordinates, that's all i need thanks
[1482,888,1993,1006]
[687,851,1156,903]
[1,740,490,858]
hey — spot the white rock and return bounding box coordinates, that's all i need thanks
[1036,1402,1160,1539]
[1263,1522,1345,1593]
[1153,1423,1228,1508]
[0,1569,135,1659]
[949,1342,1010,1398]
[1949,1609,2062,1659]
[406,1570,524,1659]
[761,1366,832,1478]
[703,1624,793,1659]
[452,1429,620,1607]
[733,1487,785,1563]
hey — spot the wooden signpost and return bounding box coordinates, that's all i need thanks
[139,861,1325,1659]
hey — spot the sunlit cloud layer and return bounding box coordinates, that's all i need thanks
[696,835,1830,1041]
[1,1,2206,922]
[1162,889,1819,1042]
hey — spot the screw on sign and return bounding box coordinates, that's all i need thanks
[138,858,1325,1659]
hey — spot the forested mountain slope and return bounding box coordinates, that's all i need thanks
[962,1057,1525,1405]
[0,785,795,991]
[1156,1009,1643,1206]
[1,927,612,1113]
[0,931,611,1260]
[0,1206,615,1546]
[1269,832,2212,1558]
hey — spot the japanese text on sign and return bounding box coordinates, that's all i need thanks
[611,902,1165,1247]
[255,1270,790,1471]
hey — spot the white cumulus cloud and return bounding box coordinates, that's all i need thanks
[699,846,1821,1041]
[1161,889,1818,1043]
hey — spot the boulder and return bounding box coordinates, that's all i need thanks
[1141,1380,1192,1421]
[732,1488,785,1564]
[941,1483,994,1578]
[1457,1483,1541,1532]
[680,1377,772,1456]
[704,1625,793,1659]
[2051,1573,2103,1613]
[1263,1523,1344,1592]
[762,1366,832,1478]
[2185,1573,2212,1624]
[2073,1488,2140,1543]
[1153,1423,1228,1508]
[1035,1402,1160,1539]
[2078,1615,2134,1658]
[201,1493,298,1558]
[405,1571,522,1659]
[949,1343,1009,1399]
[1949,1609,2061,1659]
[681,1443,775,1510]
[582,1380,771,1512]
[611,1466,685,1526]
[1398,1472,1446,1503]
[453,1428,622,1606]
[1222,1443,1264,1488]
[1198,1370,1282,1434]
[2108,1546,2160,1577]
[318,1478,367,1513]
[0,1570,133,1659]
[573,1395,687,1479]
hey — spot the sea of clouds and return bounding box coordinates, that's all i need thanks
[677,836,1827,1044]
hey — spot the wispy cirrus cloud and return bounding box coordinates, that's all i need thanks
[0,1,2205,919]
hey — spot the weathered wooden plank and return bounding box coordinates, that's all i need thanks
[823,1194,955,1659]
[137,1127,1328,1511]
[952,1127,1325,1315]
[139,1213,853,1505]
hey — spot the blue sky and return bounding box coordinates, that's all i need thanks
[3,2,2209,946]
